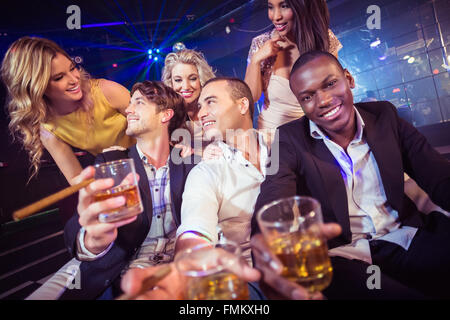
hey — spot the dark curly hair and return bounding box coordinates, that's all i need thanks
[130,80,187,142]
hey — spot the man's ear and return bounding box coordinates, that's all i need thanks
[161,109,174,123]
[344,69,355,89]
[238,97,250,116]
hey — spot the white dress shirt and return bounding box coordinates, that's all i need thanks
[309,107,417,264]
[176,130,269,264]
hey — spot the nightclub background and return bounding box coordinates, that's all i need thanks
[0,0,449,300]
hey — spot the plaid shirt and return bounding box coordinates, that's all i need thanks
[125,145,177,270]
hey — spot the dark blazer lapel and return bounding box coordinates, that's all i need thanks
[358,106,404,212]
[307,137,350,236]
[129,145,153,228]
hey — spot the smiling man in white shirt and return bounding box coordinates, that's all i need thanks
[175,77,271,265]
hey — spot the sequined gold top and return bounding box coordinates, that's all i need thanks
[247,28,342,95]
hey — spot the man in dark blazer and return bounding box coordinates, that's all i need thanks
[251,51,450,299]
[28,81,198,300]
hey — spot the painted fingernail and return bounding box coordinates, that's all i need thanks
[269,260,281,272]
[261,251,271,262]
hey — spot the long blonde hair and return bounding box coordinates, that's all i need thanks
[161,49,215,88]
[1,37,92,180]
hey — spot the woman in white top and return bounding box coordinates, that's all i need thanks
[245,0,342,130]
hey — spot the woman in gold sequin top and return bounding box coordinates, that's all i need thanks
[245,0,342,131]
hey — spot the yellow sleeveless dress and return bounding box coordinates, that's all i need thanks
[42,79,135,155]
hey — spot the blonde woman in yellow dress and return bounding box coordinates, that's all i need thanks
[245,0,342,131]
[1,37,134,185]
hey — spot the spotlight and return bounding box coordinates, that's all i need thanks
[403,55,410,60]
[148,49,153,54]
[370,38,381,48]
[378,55,386,61]
[112,63,118,68]
[225,26,231,34]
[148,54,153,60]
[447,55,450,63]
[74,56,83,64]
[408,57,415,64]
[154,56,158,61]
[156,49,160,54]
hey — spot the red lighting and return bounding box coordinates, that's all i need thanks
[229,18,235,23]
[433,69,439,74]
[392,88,401,93]
[112,63,118,68]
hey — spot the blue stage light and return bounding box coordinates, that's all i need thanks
[370,39,381,48]
[82,22,126,28]
[148,49,153,54]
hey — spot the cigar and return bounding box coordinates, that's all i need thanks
[12,178,95,221]
[116,264,172,300]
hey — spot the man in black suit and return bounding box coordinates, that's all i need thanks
[251,51,450,299]
[28,81,198,300]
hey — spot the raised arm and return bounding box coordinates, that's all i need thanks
[244,35,284,103]
[244,55,264,103]
[64,164,138,258]
[40,126,83,185]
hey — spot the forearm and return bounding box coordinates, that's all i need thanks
[84,231,113,255]
[77,228,114,260]
[57,155,83,186]
[244,60,263,103]
[40,129,83,185]
[63,205,114,259]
